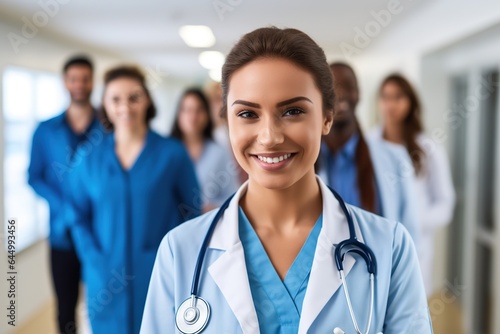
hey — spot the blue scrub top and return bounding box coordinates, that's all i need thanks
[320,134,360,207]
[238,207,323,334]
[28,110,103,250]
[67,130,201,334]
[320,135,381,214]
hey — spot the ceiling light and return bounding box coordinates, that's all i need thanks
[209,69,222,82]
[198,51,225,70]
[179,25,215,48]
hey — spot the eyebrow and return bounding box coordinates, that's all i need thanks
[231,96,313,108]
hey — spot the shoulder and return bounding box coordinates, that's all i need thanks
[158,209,218,256]
[366,135,411,165]
[348,204,415,259]
[349,204,399,237]
[204,140,231,158]
[155,133,188,154]
[35,113,65,133]
[145,132,191,163]
[416,133,446,158]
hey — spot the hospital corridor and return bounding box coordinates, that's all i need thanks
[1,1,500,333]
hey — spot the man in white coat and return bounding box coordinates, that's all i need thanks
[318,62,419,246]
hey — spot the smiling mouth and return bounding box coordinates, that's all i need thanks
[254,153,295,164]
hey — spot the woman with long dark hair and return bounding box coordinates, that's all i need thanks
[171,88,238,212]
[371,73,455,296]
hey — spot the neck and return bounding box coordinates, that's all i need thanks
[114,125,148,145]
[324,119,358,153]
[67,100,92,115]
[65,101,93,133]
[383,122,405,144]
[183,134,204,146]
[241,170,322,230]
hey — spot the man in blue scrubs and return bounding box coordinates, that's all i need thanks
[28,56,102,334]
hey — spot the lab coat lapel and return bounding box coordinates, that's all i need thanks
[207,182,260,334]
[298,177,364,334]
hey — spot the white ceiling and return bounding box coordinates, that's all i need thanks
[2,0,500,81]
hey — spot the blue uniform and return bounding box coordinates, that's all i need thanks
[67,130,201,334]
[318,135,419,246]
[28,111,103,250]
[239,207,322,334]
[140,177,432,334]
[320,134,366,209]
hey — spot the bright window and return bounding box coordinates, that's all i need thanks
[3,66,67,251]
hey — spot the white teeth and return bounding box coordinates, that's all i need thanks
[257,153,292,164]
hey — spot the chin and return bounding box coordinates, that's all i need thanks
[249,170,309,192]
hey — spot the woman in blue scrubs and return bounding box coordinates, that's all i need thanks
[171,88,239,212]
[141,28,432,333]
[67,66,201,334]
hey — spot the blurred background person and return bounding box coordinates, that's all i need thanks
[67,66,201,334]
[28,55,101,334]
[171,88,238,212]
[371,73,456,296]
[317,62,419,244]
[205,81,229,149]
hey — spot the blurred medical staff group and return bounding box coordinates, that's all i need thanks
[28,49,454,333]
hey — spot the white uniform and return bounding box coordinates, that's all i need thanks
[140,177,432,333]
[370,127,456,296]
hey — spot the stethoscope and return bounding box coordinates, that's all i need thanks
[175,187,381,334]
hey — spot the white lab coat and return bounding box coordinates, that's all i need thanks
[370,127,456,296]
[140,177,432,334]
[317,136,420,247]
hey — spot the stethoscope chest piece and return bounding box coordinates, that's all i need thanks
[176,296,210,334]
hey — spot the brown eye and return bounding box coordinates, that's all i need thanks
[283,108,304,117]
[237,110,257,119]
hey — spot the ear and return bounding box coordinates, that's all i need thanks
[322,110,334,135]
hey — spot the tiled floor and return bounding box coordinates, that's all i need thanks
[16,295,464,334]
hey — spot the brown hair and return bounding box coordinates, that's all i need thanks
[99,66,156,131]
[380,73,425,175]
[220,27,335,118]
[354,124,377,213]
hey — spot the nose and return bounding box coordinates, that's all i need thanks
[116,99,132,113]
[257,118,284,148]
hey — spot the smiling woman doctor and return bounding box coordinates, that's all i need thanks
[140,27,432,334]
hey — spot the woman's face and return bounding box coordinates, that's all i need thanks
[379,81,410,124]
[227,58,332,190]
[103,77,150,131]
[178,94,209,138]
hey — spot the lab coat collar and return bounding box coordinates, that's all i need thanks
[207,176,364,334]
